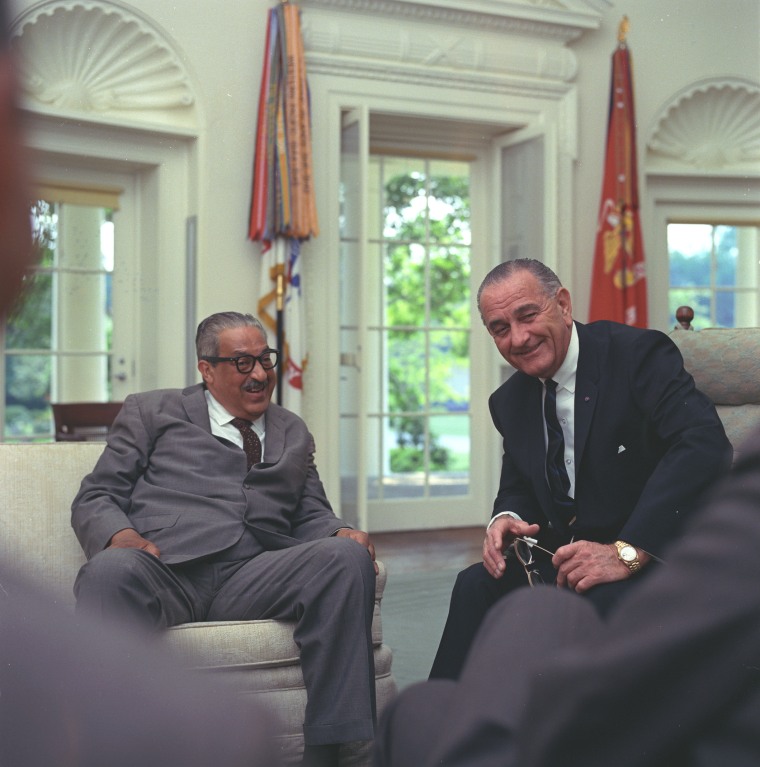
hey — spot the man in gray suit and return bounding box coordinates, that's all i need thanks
[72,311,377,767]
[1,5,280,763]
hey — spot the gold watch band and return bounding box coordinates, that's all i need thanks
[614,540,642,573]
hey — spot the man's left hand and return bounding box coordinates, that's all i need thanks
[553,541,650,593]
[335,528,378,574]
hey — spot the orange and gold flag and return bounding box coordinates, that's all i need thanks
[589,18,647,328]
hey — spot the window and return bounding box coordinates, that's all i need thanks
[339,149,474,513]
[668,222,760,328]
[2,199,115,442]
[370,155,471,499]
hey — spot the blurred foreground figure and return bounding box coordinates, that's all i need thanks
[0,566,282,767]
[0,4,281,766]
[0,0,33,314]
[375,426,760,767]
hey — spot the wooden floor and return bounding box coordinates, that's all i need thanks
[371,526,483,575]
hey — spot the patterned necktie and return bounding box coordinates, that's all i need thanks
[544,379,577,527]
[230,417,262,470]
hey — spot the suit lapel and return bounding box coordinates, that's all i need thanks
[261,403,286,465]
[573,322,600,465]
[182,384,214,431]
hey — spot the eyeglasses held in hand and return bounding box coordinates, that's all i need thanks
[200,349,279,374]
[511,536,556,588]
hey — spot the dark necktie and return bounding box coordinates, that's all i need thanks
[230,417,262,470]
[544,379,577,528]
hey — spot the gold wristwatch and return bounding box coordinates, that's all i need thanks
[614,540,641,573]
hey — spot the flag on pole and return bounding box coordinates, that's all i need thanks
[589,17,648,328]
[249,1,317,414]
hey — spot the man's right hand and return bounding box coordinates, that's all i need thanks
[483,515,540,578]
[107,528,160,558]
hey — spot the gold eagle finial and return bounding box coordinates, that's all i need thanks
[618,16,630,44]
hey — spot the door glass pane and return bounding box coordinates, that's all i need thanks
[383,157,426,242]
[4,354,52,439]
[2,199,116,442]
[387,329,426,414]
[430,245,471,325]
[377,156,471,500]
[430,413,470,497]
[6,272,53,350]
[384,243,425,324]
[429,330,469,413]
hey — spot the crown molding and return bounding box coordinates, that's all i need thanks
[299,0,602,41]
[299,0,601,89]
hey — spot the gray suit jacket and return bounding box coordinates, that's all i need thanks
[72,384,345,564]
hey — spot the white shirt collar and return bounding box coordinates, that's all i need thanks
[204,389,266,438]
[541,322,578,394]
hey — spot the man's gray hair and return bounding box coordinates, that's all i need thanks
[476,259,563,321]
[195,312,268,359]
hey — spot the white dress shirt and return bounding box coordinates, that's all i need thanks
[490,323,579,527]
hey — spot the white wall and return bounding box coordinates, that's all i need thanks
[569,0,760,322]
[8,0,760,491]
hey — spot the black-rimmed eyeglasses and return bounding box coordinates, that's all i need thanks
[511,536,555,587]
[200,349,279,374]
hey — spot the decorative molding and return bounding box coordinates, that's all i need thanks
[299,0,598,90]
[10,1,195,120]
[299,0,602,42]
[647,78,760,171]
[306,51,574,98]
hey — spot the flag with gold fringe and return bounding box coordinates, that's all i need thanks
[249,1,316,413]
[589,17,648,328]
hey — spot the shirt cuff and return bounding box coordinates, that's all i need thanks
[487,510,522,529]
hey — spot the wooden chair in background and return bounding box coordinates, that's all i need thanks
[52,402,123,442]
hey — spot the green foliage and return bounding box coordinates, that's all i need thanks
[390,443,450,473]
[381,168,471,472]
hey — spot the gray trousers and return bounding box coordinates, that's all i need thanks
[75,535,377,746]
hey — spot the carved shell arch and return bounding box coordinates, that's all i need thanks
[11,0,197,128]
[647,78,760,171]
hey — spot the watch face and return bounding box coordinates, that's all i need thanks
[621,546,636,562]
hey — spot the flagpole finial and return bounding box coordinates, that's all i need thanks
[617,15,629,44]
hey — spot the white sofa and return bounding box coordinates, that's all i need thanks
[0,442,396,766]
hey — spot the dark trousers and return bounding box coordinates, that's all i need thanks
[74,536,377,746]
[429,552,651,680]
[375,587,602,767]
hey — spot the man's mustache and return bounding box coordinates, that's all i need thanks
[243,380,268,393]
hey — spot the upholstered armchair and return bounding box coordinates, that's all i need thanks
[670,326,760,459]
[0,443,396,766]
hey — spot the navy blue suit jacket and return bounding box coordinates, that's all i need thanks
[488,320,732,558]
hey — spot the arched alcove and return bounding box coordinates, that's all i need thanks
[643,77,760,331]
[10,0,199,131]
[647,77,760,174]
[8,0,202,394]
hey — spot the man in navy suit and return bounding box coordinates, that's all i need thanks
[430,258,731,680]
[375,423,760,765]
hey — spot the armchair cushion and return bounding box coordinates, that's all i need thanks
[0,443,396,766]
[671,327,760,459]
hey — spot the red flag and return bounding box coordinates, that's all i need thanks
[589,20,647,328]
